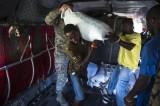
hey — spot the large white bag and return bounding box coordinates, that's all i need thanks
[61,9,113,42]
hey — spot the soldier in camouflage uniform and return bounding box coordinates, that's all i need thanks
[150,69,160,106]
[45,2,72,106]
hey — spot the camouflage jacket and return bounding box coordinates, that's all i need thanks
[150,69,160,106]
[45,9,69,56]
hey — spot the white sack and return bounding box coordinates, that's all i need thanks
[61,9,113,42]
[88,67,110,88]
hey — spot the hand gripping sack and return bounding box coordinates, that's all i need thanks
[61,9,113,42]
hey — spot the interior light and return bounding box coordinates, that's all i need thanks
[133,18,143,33]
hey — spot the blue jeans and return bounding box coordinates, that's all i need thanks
[87,62,99,87]
[108,66,138,106]
[107,66,120,95]
[70,73,85,102]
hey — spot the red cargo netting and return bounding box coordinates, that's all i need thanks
[0,25,55,106]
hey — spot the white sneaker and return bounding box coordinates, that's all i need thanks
[56,93,69,106]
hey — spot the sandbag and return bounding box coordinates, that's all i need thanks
[61,9,113,42]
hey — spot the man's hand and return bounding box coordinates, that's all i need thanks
[59,4,72,14]
[124,95,135,106]
[79,60,87,71]
[91,40,100,48]
[107,32,120,43]
[108,32,136,50]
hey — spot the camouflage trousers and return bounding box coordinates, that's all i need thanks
[55,52,69,93]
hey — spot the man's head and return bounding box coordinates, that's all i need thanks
[122,18,134,34]
[146,4,160,35]
[64,24,81,44]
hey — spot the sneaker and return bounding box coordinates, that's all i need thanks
[56,93,69,106]
[100,88,112,104]
[102,94,112,104]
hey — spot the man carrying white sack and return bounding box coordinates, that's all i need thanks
[61,8,113,42]
[60,6,113,90]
